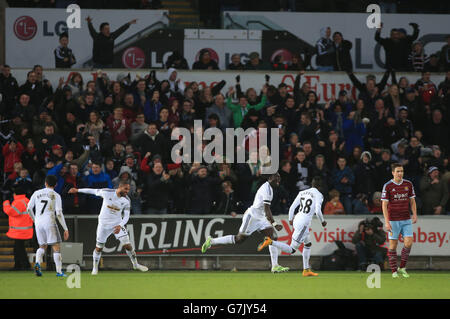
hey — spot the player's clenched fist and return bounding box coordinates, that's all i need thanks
[68,188,78,194]
[385,221,392,232]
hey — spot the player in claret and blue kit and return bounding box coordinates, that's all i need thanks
[381,163,418,278]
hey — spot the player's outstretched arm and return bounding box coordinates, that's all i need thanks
[70,188,102,197]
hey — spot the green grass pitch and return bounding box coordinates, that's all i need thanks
[1,270,449,299]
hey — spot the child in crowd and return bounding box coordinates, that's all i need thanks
[324,189,345,215]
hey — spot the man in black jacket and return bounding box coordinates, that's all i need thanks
[86,16,137,68]
[375,22,419,71]
[0,65,18,111]
[188,166,221,214]
[144,162,172,214]
[134,123,168,163]
[332,32,353,72]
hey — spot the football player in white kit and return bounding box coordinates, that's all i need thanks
[68,180,148,274]
[257,177,327,276]
[201,173,290,273]
[27,175,69,277]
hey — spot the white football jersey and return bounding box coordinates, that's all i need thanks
[289,187,324,227]
[249,181,273,219]
[78,188,130,227]
[27,188,62,227]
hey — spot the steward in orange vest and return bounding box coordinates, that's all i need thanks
[2,187,33,270]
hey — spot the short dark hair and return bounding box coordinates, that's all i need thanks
[92,161,102,167]
[45,175,58,187]
[311,176,322,189]
[100,22,109,31]
[391,163,403,172]
[118,180,130,187]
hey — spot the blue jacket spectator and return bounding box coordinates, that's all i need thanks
[332,156,355,214]
[343,111,366,154]
[46,162,67,194]
[143,91,163,123]
[83,162,113,213]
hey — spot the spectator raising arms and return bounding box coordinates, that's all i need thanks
[86,16,137,68]
[375,22,419,71]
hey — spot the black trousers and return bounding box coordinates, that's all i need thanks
[14,239,30,270]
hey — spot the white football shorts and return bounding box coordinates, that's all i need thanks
[96,224,130,248]
[238,210,272,236]
[291,219,311,249]
[36,223,62,246]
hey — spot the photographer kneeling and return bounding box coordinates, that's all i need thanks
[352,217,387,270]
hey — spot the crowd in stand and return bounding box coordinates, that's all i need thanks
[1,57,449,216]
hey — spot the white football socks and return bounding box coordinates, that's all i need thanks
[126,249,138,267]
[53,252,62,274]
[271,240,295,254]
[93,249,102,270]
[269,245,280,267]
[302,246,311,270]
[36,247,45,264]
[211,235,235,245]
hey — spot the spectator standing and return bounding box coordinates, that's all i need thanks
[187,166,221,214]
[54,32,76,68]
[2,140,24,177]
[353,151,377,199]
[439,35,450,72]
[213,181,240,215]
[315,27,334,71]
[423,109,449,154]
[226,86,267,128]
[375,22,419,71]
[0,65,19,111]
[106,107,131,145]
[332,156,355,214]
[419,167,449,215]
[332,31,353,71]
[83,162,113,214]
[86,16,137,68]
[142,162,172,214]
[134,122,168,162]
[343,111,366,154]
[409,41,429,72]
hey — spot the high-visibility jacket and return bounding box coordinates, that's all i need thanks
[2,195,33,240]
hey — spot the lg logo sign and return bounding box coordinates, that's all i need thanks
[122,47,146,69]
[13,5,81,41]
[13,16,37,40]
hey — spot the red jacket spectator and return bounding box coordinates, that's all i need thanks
[2,141,24,175]
[106,107,131,144]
